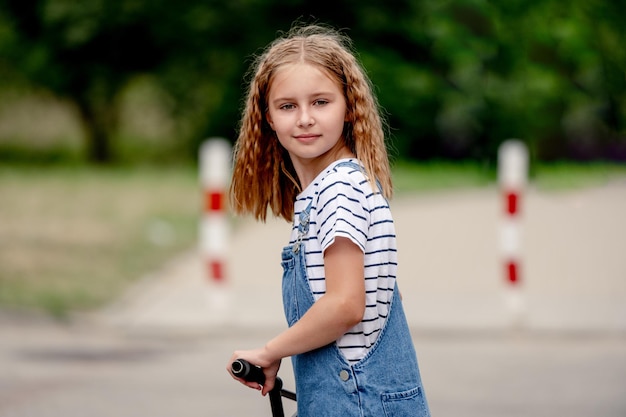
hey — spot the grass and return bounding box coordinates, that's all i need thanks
[532,162,626,191]
[0,165,200,318]
[392,160,626,194]
[391,160,494,194]
[1,160,624,318]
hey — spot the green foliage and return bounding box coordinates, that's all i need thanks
[0,0,624,164]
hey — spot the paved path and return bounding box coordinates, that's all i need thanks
[2,181,626,416]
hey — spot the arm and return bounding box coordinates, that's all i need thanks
[228,236,365,394]
[266,236,366,355]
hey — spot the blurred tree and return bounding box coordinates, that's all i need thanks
[0,0,277,162]
[0,0,163,161]
[0,0,623,163]
[493,0,626,161]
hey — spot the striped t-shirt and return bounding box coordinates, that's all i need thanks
[289,158,398,364]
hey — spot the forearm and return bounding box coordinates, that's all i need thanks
[264,293,362,361]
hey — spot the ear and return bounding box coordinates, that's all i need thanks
[266,111,275,130]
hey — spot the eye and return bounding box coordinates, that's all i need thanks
[313,99,329,106]
[279,103,295,110]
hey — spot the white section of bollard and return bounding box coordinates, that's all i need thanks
[200,216,229,255]
[503,286,525,327]
[200,138,232,189]
[500,218,520,258]
[498,139,529,190]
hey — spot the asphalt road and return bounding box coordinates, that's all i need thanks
[2,315,625,417]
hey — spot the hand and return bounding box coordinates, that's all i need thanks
[227,348,282,396]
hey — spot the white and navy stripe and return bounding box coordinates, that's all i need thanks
[289,159,398,364]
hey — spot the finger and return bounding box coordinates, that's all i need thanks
[232,376,262,391]
[261,378,274,396]
[244,381,262,391]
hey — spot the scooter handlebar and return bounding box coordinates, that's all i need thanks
[231,359,266,385]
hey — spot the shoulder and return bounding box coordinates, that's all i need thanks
[312,160,375,223]
[317,159,372,199]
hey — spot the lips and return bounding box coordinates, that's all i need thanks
[294,134,320,143]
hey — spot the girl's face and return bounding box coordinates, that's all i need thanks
[266,63,350,185]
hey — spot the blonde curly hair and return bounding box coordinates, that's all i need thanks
[230,24,392,222]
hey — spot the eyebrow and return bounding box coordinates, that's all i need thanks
[270,91,338,105]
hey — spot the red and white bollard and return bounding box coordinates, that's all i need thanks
[199,137,232,310]
[497,139,528,326]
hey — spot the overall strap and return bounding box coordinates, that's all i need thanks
[334,160,384,195]
[333,160,362,171]
[293,199,312,253]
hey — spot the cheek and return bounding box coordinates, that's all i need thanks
[275,134,289,151]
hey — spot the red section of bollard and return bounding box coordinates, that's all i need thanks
[205,190,224,212]
[506,260,519,284]
[505,191,519,216]
[208,259,224,282]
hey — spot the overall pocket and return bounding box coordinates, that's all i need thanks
[381,386,429,417]
[281,255,298,326]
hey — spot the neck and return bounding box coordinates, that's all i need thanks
[292,148,354,191]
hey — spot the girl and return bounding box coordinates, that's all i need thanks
[227,24,430,417]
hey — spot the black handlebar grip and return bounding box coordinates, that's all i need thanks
[231,359,266,385]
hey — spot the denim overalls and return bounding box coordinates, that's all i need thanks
[280,162,430,417]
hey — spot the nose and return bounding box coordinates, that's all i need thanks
[297,109,314,127]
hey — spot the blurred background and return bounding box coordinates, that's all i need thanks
[1,0,625,166]
[1,0,624,317]
[1,1,625,416]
